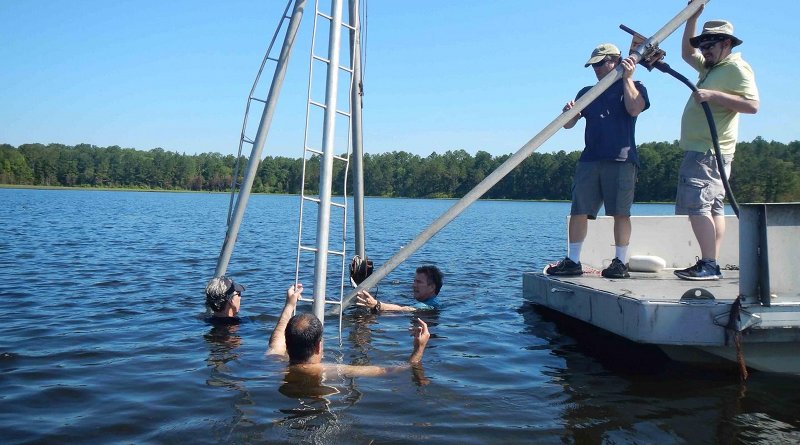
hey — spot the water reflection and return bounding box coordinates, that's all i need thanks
[273,309,435,439]
[275,365,370,442]
[277,368,341,434]
[345,308,437,385]
[204,319,243,379]
[518,302,800,444]
[202,317,259,442]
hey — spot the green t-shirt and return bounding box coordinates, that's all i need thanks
[680,52,759,155]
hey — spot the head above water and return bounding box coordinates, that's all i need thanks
[205,276,245,315]
[285,313,324,364]
[414,265,443,301]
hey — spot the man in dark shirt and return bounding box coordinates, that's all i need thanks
[547,43,650,279]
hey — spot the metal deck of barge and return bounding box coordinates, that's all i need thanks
[523,205,800,375]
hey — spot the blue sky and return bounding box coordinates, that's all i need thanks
[2,0,797,158]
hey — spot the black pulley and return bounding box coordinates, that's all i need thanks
[349,255,374,286]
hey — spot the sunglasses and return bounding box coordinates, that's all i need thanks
[698,40,723,51]
[591,58,608,68]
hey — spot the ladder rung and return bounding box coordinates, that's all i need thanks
[302,195,321,204]
[267,56,278,62]
[315,10,354,33]
[333,154,348,162]
[242,136,254,144]
[297,246,344,258]
[335,109,351,117]
[251,97,267,104]
[312,54,330,65]
[306,147,323,156]
[309,100,327,109]
[339,65,354,74]
[297,296,343,306]
[330,201,346,209]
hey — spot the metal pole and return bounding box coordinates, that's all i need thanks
[312,0,345,322]
[349,0,366,259]
[214,0,307,278]
[337,0,711,311]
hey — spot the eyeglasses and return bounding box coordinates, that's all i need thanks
[698,40,722,51]
[591,58,608,68]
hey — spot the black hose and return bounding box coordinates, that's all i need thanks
[652,61,740,217]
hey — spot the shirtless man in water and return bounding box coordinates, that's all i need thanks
[267,284,430,377]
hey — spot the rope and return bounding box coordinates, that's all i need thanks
[724,295,749,382]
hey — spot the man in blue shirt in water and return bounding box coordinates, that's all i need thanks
[547,43,649,280]
[355,265,443,313]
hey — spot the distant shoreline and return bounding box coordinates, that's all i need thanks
[1,184,680,205]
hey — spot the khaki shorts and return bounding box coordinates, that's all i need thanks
[675,151,733,216]
[570,161,637,219]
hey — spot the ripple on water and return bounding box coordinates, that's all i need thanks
[0,190,793,445]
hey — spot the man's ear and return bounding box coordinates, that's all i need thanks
[315,340,322,354]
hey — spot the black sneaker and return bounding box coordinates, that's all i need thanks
[546,257,583,276]
[602,258,630,279]
[674,258,722,281]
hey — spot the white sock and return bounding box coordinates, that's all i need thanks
[568,242,583,263]
[615,245,629,263]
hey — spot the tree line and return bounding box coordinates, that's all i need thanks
[1,138,798,202]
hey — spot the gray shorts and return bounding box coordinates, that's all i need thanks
[570,161,637,219]
[675,151,733,216]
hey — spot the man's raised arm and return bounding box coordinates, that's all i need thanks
[267,283,303,356]
[409,318,430,364]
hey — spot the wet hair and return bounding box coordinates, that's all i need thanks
[416,265,444,295]
[285,313,323,364]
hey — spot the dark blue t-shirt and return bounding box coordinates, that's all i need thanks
[575,79,649,165]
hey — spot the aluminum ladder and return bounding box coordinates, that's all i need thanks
[294,0,363,330]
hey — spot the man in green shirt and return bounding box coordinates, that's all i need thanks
[674,3,759,281]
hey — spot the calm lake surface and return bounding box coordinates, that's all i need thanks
[1,188,798,444]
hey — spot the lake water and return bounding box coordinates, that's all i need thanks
[1,189,798,444]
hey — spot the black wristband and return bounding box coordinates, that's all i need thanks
[371,300,381,314]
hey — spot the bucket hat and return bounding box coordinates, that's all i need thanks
[689,20,742,48]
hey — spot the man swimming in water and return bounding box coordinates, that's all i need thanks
[355,265,443,313]
[268,283,430,377]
